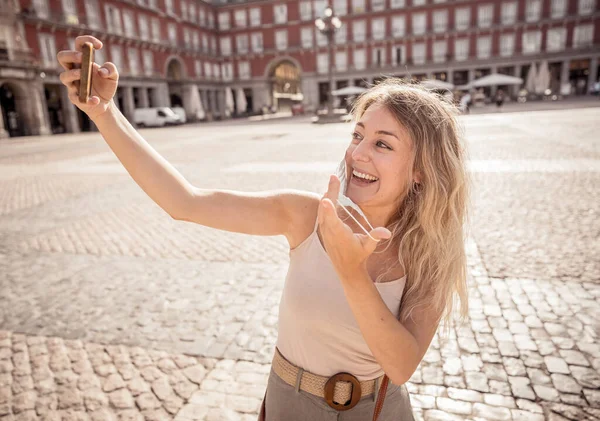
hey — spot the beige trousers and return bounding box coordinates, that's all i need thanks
[258,367,415,421]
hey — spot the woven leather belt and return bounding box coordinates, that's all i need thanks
[272,348,383,411]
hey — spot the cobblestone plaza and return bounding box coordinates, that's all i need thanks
[0,106,599,421]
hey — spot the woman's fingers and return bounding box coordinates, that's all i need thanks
[74,35,103,51]
[98,62,119,81]
[59,68,81,85]
[57,50,82,71]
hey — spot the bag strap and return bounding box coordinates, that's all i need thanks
[372,375,389,421]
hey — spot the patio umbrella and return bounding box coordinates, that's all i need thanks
[525,62,538,93]
[236,88,247,114]
[225,87,235,117]
[471,74,524,87]
[535,60,551,95]
[421,79,455,90]
[331,86,367,96]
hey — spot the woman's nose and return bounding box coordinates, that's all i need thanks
[352,141,371,162]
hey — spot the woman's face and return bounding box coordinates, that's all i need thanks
[344,103,416,224]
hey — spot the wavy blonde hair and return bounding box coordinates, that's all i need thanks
[338,79,470,332]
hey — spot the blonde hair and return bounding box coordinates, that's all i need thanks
[338,79,470,333]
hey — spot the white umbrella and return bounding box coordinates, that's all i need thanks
[421,79,455,90]
[525,62,538,93]
[235,88,247,114]
[535,60,551,94]
[225,87,235,117]
[331,86,367,96]
[472,74,524,87]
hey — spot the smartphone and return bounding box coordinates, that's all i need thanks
[79,42,94,103]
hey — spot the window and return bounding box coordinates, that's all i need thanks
[371,0,384,12]
[84,0,100,29]
[393,45,405,65]
[165,0,174,14]
[334,0,347,15]
[61,0,77,21]
[501,2,517,24]
[213,63,220,80]
[317,53,329,74]
[274,4,287,23]
[195,60,202,77]
[238,61,250,80]
[412,42,425,64]
[138,15,149,40]
[123,11,135,37]
[573,24,594,47]
[412,12,426,35]
[235,10,247,27]
[478,4,493,28]
[250,8,261,26]
[143,50,153,76]
[189,4,196,22]
[433,40,446,63]
[522,30,541,54]
[251,32,263,52]
[110,45,123,70]
[301,27,314,48]
[105,5,123,34]
[204,62,212,78]
[454,38,469,61]
[390,0,405,8]
[221,63,233,81]
[202,34,208,52]
[181,1,187,20]
[372,47,385,66]
[433,10,447,33]
[353,48,366,69]
[193,31,199,49]
[413,0,425,5]
[336,51,347,71]
[168,23,177,44]
[127,48,139,75]
[207,12,214,29]
[551,0,566,18]
[236,34,249,54]
[392,15,405,37]
[477,36,491,58]
[151,18,160,41]
[33,0,49,19]
[314,0,327,17]
[353,20,366,42]
[316,29,327,46]
[218,12,230,30]
[183,28,191,47]
[335,26,347,43]
[372,18,385,40]
[210,36,216,54]
[275,30,288,50]
[220,37,232,56]
[526,0,541,23]
[578,0,595,15]
[300,1,312,20]
[38,33,57,67]
[94,46,105,65]
[352,0,365,13]
[455,7,470,30]
[199,8,206,26]
[500,33,514,56]
[546,27,566,52]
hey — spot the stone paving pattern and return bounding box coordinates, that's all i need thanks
[1,107,599,420]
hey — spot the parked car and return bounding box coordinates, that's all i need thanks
[171,107,187,124]
[133,107,182,128]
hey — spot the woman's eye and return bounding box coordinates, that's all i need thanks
[377,141,391,150]
[352,132,362,140]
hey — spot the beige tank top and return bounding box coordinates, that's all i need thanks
[276,220,406,381]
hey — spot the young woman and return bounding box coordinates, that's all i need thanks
[58,36,469,421]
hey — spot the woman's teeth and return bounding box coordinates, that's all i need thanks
[352,169,378,182]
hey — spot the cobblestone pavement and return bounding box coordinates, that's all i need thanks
[1,106,599,421]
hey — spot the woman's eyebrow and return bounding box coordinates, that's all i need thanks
[356,122,400,141]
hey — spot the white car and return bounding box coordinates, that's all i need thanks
[133,107,182,128]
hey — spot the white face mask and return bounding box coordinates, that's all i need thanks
[336,173,376,239]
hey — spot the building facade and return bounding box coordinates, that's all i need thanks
[0,0,598,138]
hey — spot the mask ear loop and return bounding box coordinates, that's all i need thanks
[335,199,378,242]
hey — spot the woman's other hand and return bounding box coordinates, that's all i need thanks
[57,35,119,121]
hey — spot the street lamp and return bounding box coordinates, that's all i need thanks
[315,6,342,118]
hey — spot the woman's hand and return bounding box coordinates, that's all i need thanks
[317,175,392,282]
[57,35,119,121]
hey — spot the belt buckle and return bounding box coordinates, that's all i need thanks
[324,372,362,411]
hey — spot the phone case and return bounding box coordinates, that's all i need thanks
[79,42,94,103]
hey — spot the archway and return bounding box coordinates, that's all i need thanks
[0,83,26,137]
[268,60,303,112]
[165,57,186,109]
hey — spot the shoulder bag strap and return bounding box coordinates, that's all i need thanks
[372,375,389,421]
